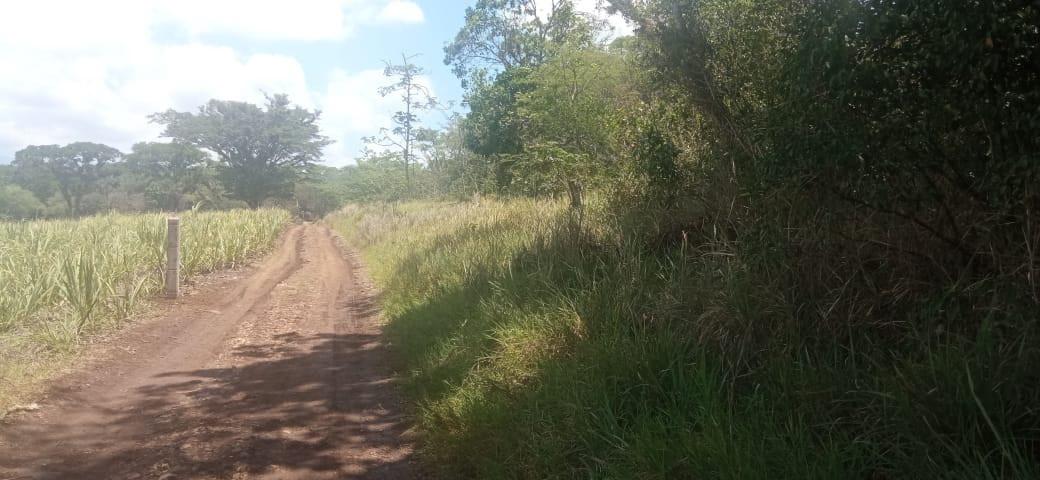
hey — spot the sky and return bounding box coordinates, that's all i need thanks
[0,0,630,167]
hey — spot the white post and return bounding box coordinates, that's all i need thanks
[165,217,180,298]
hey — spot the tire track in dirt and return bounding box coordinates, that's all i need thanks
[0,224,416,479]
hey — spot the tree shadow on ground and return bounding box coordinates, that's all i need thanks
[1,320,416,479]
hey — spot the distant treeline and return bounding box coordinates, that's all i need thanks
[0,94,336,219]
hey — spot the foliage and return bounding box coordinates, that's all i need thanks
[318,0,1040,477]
[0,184,45,219]
[772,0,1040,267]
[461,68,531,159]
[337,155,439,202]
[444,0,602,85]
[12,142,123,216]
[151,94,331,208]
[424,115,493,196]
[365,54,439,191]
[294,165,355,219]
[330,198,1040,478]
[0,208,290,410]
[440,0,623,197]
[512,45,638,194]
[518,47,632,160]
[124,142,216,211]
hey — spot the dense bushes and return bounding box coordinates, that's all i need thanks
[343,0,1040,477]
[329,196,1040,478]
[607,0,1040,476]
[605,0,1040,341]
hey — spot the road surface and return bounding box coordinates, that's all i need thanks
[0,224,416,479]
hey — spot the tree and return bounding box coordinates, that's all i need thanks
[151,94,331,208]
[295,166,344,219]
[333,154,413,202]
[519,46,635,163]
[365,54,438,191]
[13,142,122,216]
[444,0,602,85]
[125,142,214,211]
[462,68,530,159]
[424,115,484,196]
[605,0,775,167]
[485,46,637,196]
[0,184,45,219]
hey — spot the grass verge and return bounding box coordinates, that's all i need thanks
[0,208,290,414]
[328,198,1040,479]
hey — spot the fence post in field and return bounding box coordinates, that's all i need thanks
[165,217,180,298]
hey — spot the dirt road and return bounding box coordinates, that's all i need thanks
[0,224,417,479]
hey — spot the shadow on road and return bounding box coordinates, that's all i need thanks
[2,328,414,479]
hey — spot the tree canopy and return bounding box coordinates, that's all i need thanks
[13,142,122,216]
[151,94,331,208]
[125,142,215,211]
[444,0,601,85]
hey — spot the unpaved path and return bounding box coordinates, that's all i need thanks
[0,224,416,479]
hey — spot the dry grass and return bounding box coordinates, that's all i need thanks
[327,197,1040,479]
[0,208,290,413]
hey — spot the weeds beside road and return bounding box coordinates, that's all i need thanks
[329,199,1040,479]
[0,208,289,412]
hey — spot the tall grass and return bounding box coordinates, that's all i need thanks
[0,208,290,411]
[328,199,1040,479]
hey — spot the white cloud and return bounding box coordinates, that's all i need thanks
[0,41,313,157]
[534,0,634,38]
[376,0,426,24]
[318,68,436,164]
[0,1,426,45]
[0,0,428,165]
[0,1,153,52]
[154,0,356,41]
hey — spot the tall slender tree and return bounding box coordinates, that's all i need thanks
[365,54,438,190]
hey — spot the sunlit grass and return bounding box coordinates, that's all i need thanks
[0,208,290,412]
[328,198,1040,479]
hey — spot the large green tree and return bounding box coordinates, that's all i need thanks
[462,68,530,159]
[516,46,636,176]
[444,0,601,85]
[0,184,45,219]
[151,94,331,208]
[12,142,122,216]
[125,142,215,211]
[446,0,610,194]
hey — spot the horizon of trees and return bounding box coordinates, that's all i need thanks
[3,0,1037,257]
[0,94,335,218]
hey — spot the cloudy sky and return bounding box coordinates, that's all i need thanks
[0,0,630,167]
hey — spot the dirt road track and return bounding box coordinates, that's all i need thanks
[0,224,417,479]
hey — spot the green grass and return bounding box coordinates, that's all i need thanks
[0,208,290,412]
[327,198,1040,479]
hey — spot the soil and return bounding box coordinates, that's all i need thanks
[0,224,418,479]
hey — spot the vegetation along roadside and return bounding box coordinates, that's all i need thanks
[0,208,289,414]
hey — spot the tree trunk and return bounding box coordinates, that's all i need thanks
[248,196,264,210]
[404,75,413,192]
[60,190,75,216]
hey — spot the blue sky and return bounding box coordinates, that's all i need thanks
[0,1,627,167]
[188,1,472,164]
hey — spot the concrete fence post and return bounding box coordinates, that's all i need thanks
[165,217,180,298]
